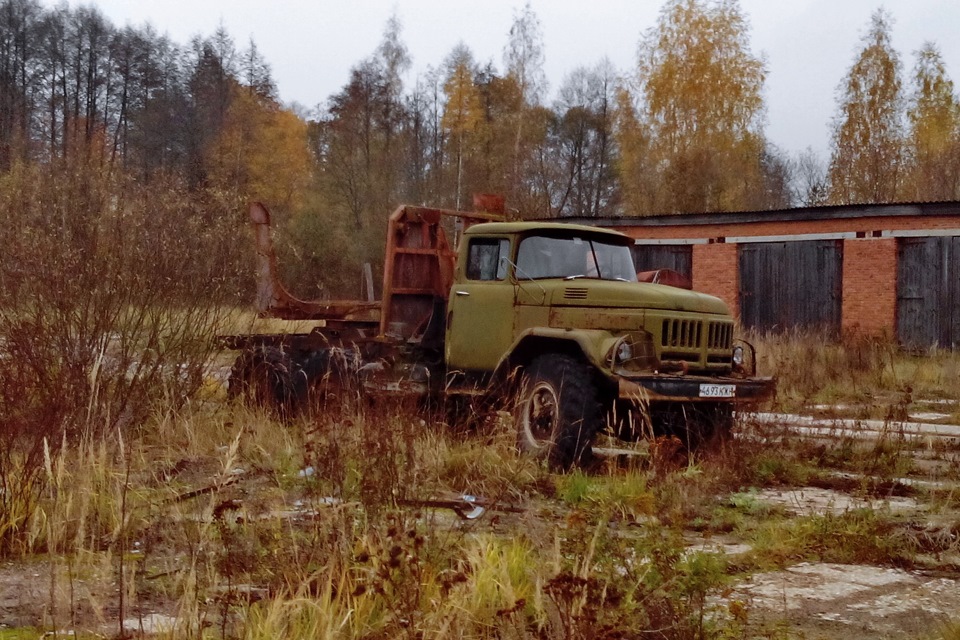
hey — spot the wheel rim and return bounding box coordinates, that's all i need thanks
[521,381,560,448]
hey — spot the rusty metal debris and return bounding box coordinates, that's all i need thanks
[398,492,524,520]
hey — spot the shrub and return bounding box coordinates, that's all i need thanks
[0,159,246,554]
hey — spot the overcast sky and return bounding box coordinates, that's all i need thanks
[44,0,960,159]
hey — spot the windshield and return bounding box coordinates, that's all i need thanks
[515,234,638,282]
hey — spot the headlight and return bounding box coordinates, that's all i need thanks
[607,332,657,371]
[732,345,745,366]
[607,336,633,367]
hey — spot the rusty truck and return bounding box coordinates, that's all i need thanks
[221,200,775,468]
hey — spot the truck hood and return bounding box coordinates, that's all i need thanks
[546,280,730,315]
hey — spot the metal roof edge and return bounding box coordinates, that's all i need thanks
[557,200,960,227]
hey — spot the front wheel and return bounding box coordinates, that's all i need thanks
[514,354,601,470]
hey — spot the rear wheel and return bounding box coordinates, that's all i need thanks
[514,354,601,470]
[228,346,308,417]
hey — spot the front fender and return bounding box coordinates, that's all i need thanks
[496,327,620,379]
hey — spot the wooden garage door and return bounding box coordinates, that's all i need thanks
[739,240,843,334]
[631,244,693,278]
[897,237,960,349]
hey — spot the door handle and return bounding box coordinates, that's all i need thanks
[455,290,470,296]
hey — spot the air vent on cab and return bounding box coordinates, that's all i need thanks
[563,287,589,300]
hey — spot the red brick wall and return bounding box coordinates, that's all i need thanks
[613,213,960,337]
[841,238,897,337]
[692,243,739,318]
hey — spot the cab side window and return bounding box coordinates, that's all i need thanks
[466,238,510,281]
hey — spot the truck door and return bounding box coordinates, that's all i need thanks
[446,236,516,373]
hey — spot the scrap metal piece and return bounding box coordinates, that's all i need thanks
[398,492,523,520]
[452,494,486,520]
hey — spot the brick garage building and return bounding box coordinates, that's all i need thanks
[572,202,960,348]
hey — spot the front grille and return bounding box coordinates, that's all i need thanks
[563,287,589,300]
[661,318,702,349]
[707,322,733,349]
[647,314,734,372]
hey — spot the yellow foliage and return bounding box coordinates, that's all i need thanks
[442,51,486,208]
[828,10,904,204]
[614,86,655,216]
[441,59,484,139]
[632,0,768,214]
[207,89,312,211]
[902,43,960,200]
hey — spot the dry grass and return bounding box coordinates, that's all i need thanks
[0,400,770,638]
[1,329,958,637]
[750,329,960,420]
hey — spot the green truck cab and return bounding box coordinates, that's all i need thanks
[224,203,774,469]
[444,221,773,467]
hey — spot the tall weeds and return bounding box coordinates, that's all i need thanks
[749,328,960,411]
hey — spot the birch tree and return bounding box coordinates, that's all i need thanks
[630,0,768,214]
[503,2,548,210]
[902,42,960,200]
[828,9,904,204]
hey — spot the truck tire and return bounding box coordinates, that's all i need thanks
[228,346,308,417]
[300,348,361,412]
[693,403,735,447]
[514,354,601,470]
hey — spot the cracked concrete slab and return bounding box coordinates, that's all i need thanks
[721,563,960,638]
[754,487,920,516]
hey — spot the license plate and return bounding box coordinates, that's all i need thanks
[699,384,735,398]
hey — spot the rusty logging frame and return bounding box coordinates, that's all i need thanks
[247,200,504,345]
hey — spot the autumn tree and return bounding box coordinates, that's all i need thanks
[184,28,238,188]
[902,42,960,200]
[614,85,656,216]
[313,15,411,228]
[59,6,112,157]
[241,39,276,99]
[124,29,189,178]
[212,41,310,210]
[206,87,311,210]
[442,43,483,209]
[626,0,768,214]
[828,9,904,204]
[404,67,445,204]
[369,13,410,208]
[0,0,42,168]
[289,16,414,297]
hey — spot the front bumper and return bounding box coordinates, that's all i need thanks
[617,374,776,404]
